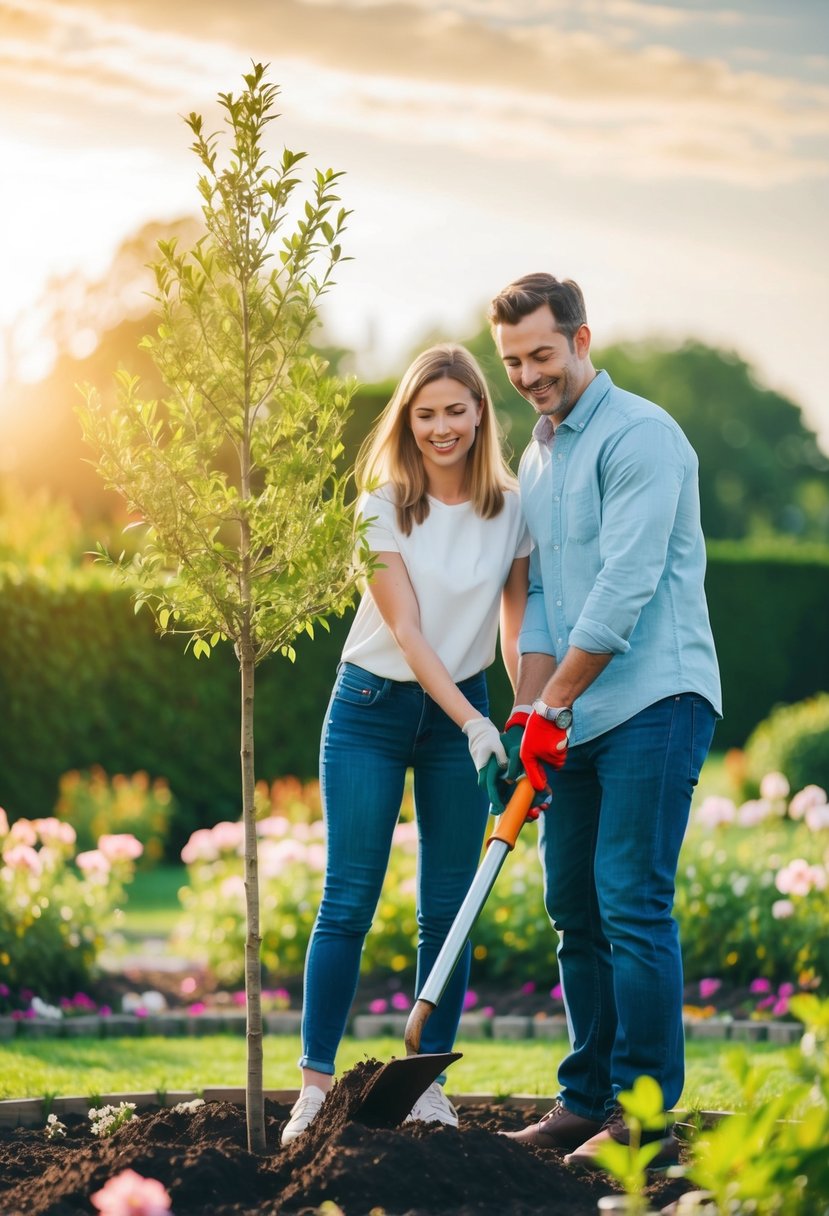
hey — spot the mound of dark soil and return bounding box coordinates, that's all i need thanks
[0,1061,692,1215]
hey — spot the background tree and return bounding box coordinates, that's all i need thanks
[459,326,829,542]
[79,63,369,1153]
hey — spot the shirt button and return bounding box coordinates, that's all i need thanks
[554,495,560,503]
[553,544,559,551]
[556,599,562,606]
[557,637,563,645]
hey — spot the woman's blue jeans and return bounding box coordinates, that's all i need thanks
[299,662,490,1074]
[539,693,717,1117]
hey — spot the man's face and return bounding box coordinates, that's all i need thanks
[495,304,591,423]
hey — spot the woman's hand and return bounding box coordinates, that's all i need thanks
[462,717,508,772]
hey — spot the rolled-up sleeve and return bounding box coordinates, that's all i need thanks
[568,420,686,654]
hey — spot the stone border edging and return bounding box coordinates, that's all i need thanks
[0,1088,733,1131]
[0,1011,804,1044]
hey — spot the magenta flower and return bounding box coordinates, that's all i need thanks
[368,998,388,1014]
[481,1005,495,1018]
[773,996,789,1017]
[463,990,478,1010]
[187,1002,207,1016]
[778,982,795,998]
[90,1169,172,1216]
[0,983,9,997]
[520,981,536,996]
[749,978,772,994]
[699,978,722,1000]
[550,984,563,1001]
[391,992,411,1011]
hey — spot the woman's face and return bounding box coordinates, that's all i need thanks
[408,377,483,478]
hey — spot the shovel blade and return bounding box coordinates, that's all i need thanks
[354,1051,462,1128]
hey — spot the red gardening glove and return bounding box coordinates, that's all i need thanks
[520,712,570,793]
[500,710,551,822]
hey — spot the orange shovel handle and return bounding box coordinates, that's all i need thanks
[486,777,536,851]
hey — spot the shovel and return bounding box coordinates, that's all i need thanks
[354,777,536,1128]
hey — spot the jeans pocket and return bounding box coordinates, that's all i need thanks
[689,695,716,783]
[334,664,391,707]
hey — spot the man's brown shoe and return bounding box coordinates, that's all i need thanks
[502,1100,604,1151]
[564,1105,680,1171]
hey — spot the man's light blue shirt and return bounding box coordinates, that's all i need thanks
[518,369,722,744]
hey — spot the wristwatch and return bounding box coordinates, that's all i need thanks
[531,700,573,730]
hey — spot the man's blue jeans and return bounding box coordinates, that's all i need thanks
[539,693,717,1116]
[299,662,490,1074]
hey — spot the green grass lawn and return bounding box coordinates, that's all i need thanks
[0,1034,799,1114]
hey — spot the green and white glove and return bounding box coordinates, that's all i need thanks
[478,707,531,814]
[462,717,508,776]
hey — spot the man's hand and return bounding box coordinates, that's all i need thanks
[520,711,570,792]
[479,709,529,813]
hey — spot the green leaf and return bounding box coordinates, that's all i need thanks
[618,1075,666,1129]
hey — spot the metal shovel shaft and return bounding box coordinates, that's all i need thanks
[404,840,509,1054]
[404,777,535,1055]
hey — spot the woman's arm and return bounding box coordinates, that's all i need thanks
[367,551,485,729]
[499,555,529,692]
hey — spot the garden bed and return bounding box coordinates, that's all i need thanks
[0,1062,695,1215]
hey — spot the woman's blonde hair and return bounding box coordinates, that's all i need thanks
[356,344,516,535]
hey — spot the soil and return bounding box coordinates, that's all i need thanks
[0,1061,694,1216]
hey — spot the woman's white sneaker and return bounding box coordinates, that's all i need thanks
[281,1086,327,1145]
[406,1082,458,1127]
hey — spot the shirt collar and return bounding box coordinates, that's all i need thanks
[531,369,611,447]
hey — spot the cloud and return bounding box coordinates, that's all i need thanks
[1,0,827,187]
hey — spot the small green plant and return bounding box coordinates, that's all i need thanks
[88,1100,137,1138]
[594,1076,671,1212]
[44,1113,67,1140]
[687,995,829,1214]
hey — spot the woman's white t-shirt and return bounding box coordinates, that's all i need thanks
[341,486,531,683]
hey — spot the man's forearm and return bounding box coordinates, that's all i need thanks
[512,652,557,711]
[540,646,613,708]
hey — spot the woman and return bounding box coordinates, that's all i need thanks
[282,344,530,1144]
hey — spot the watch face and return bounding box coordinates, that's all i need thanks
[533,700,573,729]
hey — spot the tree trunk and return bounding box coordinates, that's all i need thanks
[240,630,266,1154]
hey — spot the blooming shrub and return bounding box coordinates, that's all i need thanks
[0,807,142,1003]
[176,771,829,998]
[676,780,829,988]
[176,778,420,985]
[55,767,176,866]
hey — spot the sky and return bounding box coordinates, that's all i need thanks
[1,0,828,446]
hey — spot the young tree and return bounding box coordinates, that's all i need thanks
[79,63,370,1153]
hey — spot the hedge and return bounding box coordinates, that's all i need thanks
[1,544,828,842]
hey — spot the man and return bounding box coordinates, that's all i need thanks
[487,273,721,1169]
